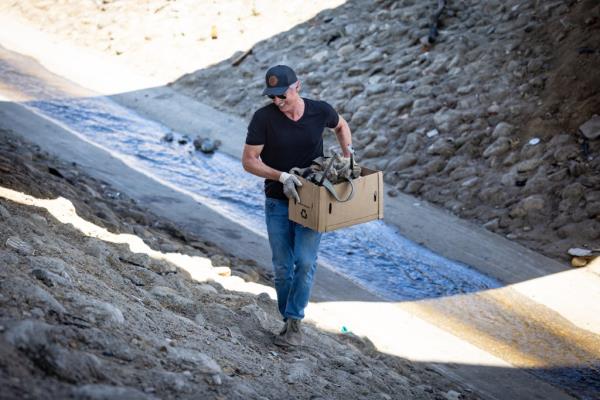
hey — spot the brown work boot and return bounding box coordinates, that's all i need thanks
[274,319,303,347]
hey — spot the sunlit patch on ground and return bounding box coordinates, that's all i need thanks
[0,185,276,298]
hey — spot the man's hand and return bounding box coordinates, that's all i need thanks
[279,172,302,203]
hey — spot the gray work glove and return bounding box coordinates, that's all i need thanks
[279,172,302,203]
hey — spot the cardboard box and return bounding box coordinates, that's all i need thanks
[288,167,384,232]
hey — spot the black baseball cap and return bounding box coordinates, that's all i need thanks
[262,65,298,96]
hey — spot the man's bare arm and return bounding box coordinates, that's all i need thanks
[242,144,284,181]
[333,115,352,157]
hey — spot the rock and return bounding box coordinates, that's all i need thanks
[432,109,462,131]
[150,286,196,313]
[483,218,499,231]
[576,219,600,240]
[456,85,474,95]
[427,138,455,157]
[422,158,446,174]
[562,182,586,201]
[366,83,388,95]
[224,91,245,106]
[195,283,218,296]
[29,213,48,227]
[492,122,514,138]
[312,50,329,63]
[166,346,221,384]
[79,299,125,327]
[240,304,279,331]
[120,252,151,268]
[483,137,511,158]
[387,154,417,170]
[194,312,206,326]
[233,264,261,282]
[0,203,11,219]
[31,255,74,273]
[193,137,221,154]
[210,254,231,267]
[405,180,423,194]
[362,141,388,158]
[461,177,479,187]
[487,103,500,114]
[6,236,34,256]
[41,345,106,383]
[161,132,174,142]
[568,160,587,177]
[72,384,158,400]
[3,277,66,315]
[579,115,600,140]
[444,390,462,400]
[510,195,546,218]
[82,238,113,259]
[158,240,181,253]
[285,359,314,384]
[4,319,52,350]
[390,97,413,113]
[0,250,19,267]
[514,159,540,173]
[31,268,72,288]
[571,256,591,268]
[552,143,580,162]
[337,44,355,58]
[148,259,178,275]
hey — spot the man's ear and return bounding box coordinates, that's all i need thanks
[296,81,302,93]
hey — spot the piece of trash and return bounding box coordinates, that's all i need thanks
[426,129,439,138]
[340,325,350,334]
[571,256,591,268]
[528,137,540,145]
[568,247,599,257]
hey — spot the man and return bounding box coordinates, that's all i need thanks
[242,65,352,347]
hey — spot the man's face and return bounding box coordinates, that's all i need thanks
[270,82,299,111]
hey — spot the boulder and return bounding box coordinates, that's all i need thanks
[492,122,514,138]
[579,115,600,140]
[483,137,511,158]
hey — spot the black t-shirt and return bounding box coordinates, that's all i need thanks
[246,98,339,199]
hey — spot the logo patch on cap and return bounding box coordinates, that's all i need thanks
[268,75,278,87]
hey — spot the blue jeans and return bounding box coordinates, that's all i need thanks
[265,198,322,320]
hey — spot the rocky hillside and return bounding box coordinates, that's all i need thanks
[172,0,600,262]
[0,128,476,399]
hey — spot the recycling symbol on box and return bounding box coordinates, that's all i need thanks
[300,209,308,219]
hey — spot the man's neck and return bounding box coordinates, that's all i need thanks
[283,97,305,121]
